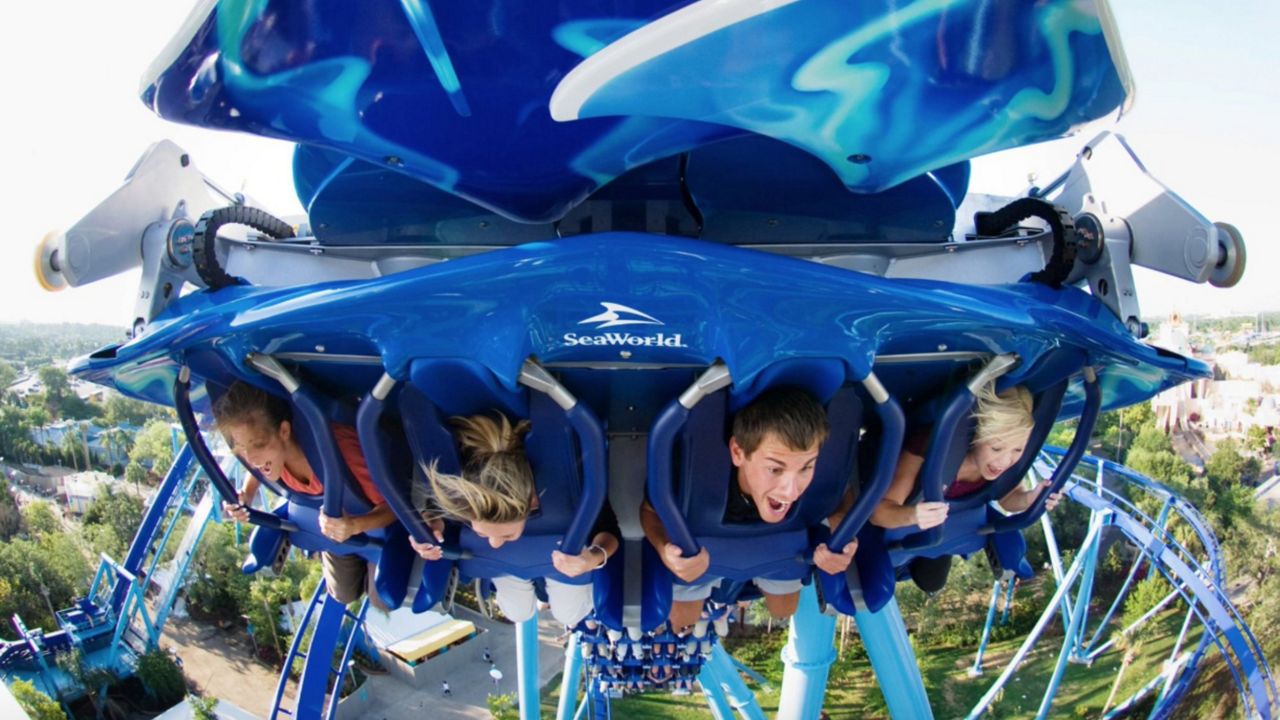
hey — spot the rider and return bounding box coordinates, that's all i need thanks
[410,412,619,628]
[214,381,397,606]
[870,383,1062,593]
[640,387,858,632]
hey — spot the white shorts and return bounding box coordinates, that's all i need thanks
[671,576,802,602]
[491,575,594,627]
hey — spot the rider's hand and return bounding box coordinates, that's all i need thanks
[662,542,710,583]
[221,500,250,523]
[813,539,858,575]
[318,513,358,543]
[1043,489,1064,512]
[410,518,446,560]
[913,501,949,530]
[552,545,607,578]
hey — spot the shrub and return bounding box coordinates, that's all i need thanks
[10,679,67,720]
[135,649,187,707]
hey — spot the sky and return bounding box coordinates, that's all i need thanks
[0,0,1275,330]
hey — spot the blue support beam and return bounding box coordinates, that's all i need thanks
[999,577,1017,625]
[556,633,583,720]
[1036,513,1104,720]
[855,596,933,720]
[516,616,541,720]
[698,663,736,720]
[113,445,195,612]
[970,579,1003,676]
[778,584,838,719]
[707,645,767,720]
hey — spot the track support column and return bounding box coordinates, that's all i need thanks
[855,596,934,720]
[555,633,583,720]
[778,583,838,719]
[517,616,541,720]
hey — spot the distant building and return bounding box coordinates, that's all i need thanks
[29,420,136,467]
[1151,312,1210,433]
[63,471,115,514]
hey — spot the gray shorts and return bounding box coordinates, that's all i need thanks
[671,576,802,602]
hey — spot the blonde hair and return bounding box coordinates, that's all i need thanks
[422,413,535,525]
[972,384,1034,446]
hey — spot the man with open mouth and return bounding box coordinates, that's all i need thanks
[641,387,859,635]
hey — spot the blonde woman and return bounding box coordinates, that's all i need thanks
[410,413,619,628]
[870,384,1061,593]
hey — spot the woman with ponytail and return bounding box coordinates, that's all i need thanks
[410,413,619,628]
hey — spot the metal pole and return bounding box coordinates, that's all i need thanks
[1085,499,1171,655]
[1036,460,1073,625]
[778,584,838,720]
[999,578,1017,625]
[708,645,768,720]
[516,616,541,720]
[556,633,583,720]
[1035,513,1105,720]
[970,580,1004,676]
[966,519,1101,720]
[698,663,736,720]
[855,596,933,720]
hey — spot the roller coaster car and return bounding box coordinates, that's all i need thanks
[51,0,1236,656]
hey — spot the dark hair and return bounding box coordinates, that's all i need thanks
[731,387,829,455]
[211,381,291,433]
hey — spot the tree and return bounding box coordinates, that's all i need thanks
[135,649,187,707]
[130,420,176,481]
[97,427,133,470]
[0,477,22,540]
[487,692,518,720]
[185,523,251,622]
[1246,425,1271,455]
[34,367,99,421]
[0,359,18,391]
[1206,439,1248,486]
[9,678,67,720]
[103,394,170,428]
[189,695,220,720]
[22,500,61,538]
[82,487,144,559]
[55,647,114,720]
[247,576,295,662]
[0,532,92,637]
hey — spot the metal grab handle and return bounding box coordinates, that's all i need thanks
[517,359,608,557]
[356,375,468,560]
[825,377,905,554]
[984,369,1101,534]
[173,367,298,533]
[645,363,734,558]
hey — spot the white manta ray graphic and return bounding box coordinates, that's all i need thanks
[578,302,664,329]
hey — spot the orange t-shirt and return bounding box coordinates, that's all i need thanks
[279,424,387,506]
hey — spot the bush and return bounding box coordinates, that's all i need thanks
[10,678,66,720]
[136,649,187,707]
[488,692,518,720]
[189,695,219,720]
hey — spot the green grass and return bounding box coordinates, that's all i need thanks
[541,610,1200,719]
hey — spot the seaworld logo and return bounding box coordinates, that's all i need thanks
[564,302,688,348]
[577,302,663,329]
